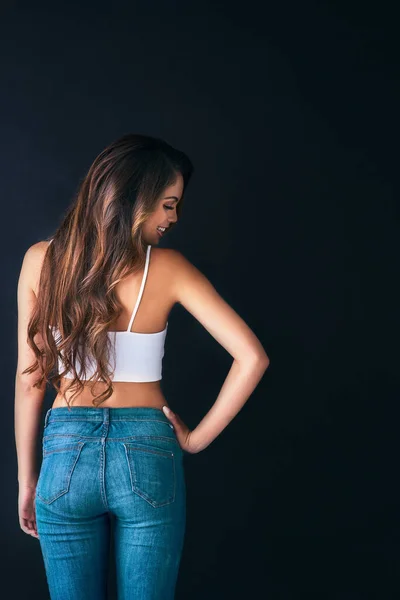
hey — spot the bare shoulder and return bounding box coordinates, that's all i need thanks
[19,241,51,295]
[157,247,269,364]
[152,247,202,301]
[23,240,50,259]
[150,247,187,279]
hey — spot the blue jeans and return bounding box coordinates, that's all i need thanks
[35,407,186,600]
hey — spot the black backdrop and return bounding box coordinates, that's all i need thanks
[1,1,398,598]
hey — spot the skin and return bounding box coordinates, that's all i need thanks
[141,173,184,245]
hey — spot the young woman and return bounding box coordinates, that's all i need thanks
[15,133,269,599]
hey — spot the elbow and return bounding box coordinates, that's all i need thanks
[250,342,270,369]
[253,348,270,369]
[258,354,270,370]
[239,352,270,370]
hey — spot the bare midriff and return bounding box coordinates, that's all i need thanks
[52,379,169,410]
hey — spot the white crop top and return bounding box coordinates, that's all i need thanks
[49,241,168,382]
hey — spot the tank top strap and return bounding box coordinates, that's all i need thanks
[126,245,152,332]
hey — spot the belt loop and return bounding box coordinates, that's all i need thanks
[103,408,110,424]
[101,408,110,440]
[44,408,52,428]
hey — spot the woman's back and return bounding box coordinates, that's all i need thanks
[39,241,178,409]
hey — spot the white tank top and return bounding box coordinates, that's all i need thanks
[49,242,168,382]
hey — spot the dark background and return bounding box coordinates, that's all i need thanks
[1,1,398,598]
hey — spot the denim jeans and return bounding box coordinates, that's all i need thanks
[35,406,186,600]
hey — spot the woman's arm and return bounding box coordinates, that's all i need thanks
[168,250,270,452]
[15,244,47,486]
[188,358,268,453]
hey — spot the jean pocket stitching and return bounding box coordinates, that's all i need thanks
[36,441,85,505]
[123,443,176,508]
[43,443,83,456]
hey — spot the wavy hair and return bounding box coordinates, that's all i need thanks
[22,133,194,409]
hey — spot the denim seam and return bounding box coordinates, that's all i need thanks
[125,445,174,458]
[46,418,171,425]
[44,409,51,428]
[43,433,180,445]
[100,441,109,511]
[43,443,84,456]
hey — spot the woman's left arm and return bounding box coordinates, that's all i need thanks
[15,244,47,488]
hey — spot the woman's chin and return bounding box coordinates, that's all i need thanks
[143,230,162,245]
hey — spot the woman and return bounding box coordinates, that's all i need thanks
[15,133,270,599]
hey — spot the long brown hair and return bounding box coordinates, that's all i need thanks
[23,134,194,409]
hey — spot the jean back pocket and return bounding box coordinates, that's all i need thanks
[36,440,85,505]
[123,442,176,508]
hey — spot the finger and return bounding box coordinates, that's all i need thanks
[21,517,34,535]
[29,519,36,532]
[164,408,182,427]
[162,406,176,422]
[30,519,39,538]
[21,523,39,538]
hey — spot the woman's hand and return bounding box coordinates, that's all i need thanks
[18,482,39,539]
[162,406,200,454]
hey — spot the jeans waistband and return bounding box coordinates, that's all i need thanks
[44,406,171,427]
